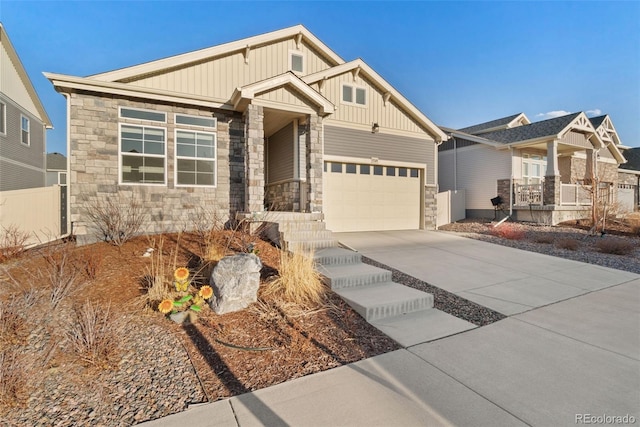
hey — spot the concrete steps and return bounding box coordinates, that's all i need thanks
[314,247,362,266]
[318,263,392,289]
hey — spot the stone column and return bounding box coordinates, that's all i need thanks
[306,114,323,213]
[543,175,561,205]
[244,104,265,213]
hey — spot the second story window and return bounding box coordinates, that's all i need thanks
[21,115,30,145]
[289,51,304,73]
[0,102,6,134]
[342,84,366,106]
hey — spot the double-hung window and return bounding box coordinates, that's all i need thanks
[21,115,30,145]
[342,84,366,106]
[175,130,216,186]
[120,124,166,184]
[119,107,167,185]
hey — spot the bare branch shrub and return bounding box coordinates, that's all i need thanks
[0,299,30,347]
[595,238,636,255]
[490,223,525,240]
[0,348,30,408]
[65,300,126,368]
[556,238,580,251]
[38,243,86,309]
[85,192,147,246]
[0,225,31,262]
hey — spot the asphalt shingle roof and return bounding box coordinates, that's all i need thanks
[46,152,67,170]
[458,113,524,135]
[589,115,607,129]
[620,147,640,171]
[473,113,581,144]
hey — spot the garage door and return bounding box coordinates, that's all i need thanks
[323,161,422,232]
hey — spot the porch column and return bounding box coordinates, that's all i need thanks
[585,148,595,181]
[306,114,323,212]
[544,140,560,205]
[244,104,265,213]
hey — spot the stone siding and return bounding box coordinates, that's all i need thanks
[307,115,323,212]
[265,180,301,211]
[496,179,511,207]
[68,91,243,241]
[244,104,265,213]
[424,186,437,229]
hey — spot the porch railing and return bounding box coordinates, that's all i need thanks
[560,183,611,206]
[514,184,543,206]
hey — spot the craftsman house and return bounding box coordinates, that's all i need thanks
[45,25,446,241]
[438,112,627,224]
[0,23,52,191]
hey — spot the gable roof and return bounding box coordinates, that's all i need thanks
[589,115,607,129]
[458,113,529,135]
[479,112,582,144]
[303,59,447,142]
[619,147,640,171]
[0,23,52,127]
[46,152,67,170]
[90,25,345,83]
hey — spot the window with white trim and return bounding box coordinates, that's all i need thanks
[120,124,166,184]
[21,115,30,145]
[0,102,6,134]
[342,84,366,106]
[120,107,166,123]
[175,129,216,186]
[289,51,304,73]
[522,154,547,185]
[175,113,216,129]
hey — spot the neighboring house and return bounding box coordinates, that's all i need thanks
[46,152,67,186]
[438,112,627,224]
[618,147,640,212]
[45,25,446,240]
[0,23,53,191]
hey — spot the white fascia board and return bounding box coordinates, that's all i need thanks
[448,131,503,148]
[89,25,345,83]
[234,73,335,115]
[1,25,53,127]
[44,72,232,109]
[472,113,531,135]
[304,59,448,142]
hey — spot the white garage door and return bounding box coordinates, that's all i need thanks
[323,161,422,232]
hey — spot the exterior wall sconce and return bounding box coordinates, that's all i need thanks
[372,123,379,134]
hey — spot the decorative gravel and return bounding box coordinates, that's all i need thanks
[439,221,640,275]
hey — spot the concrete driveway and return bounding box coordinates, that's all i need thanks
[337,230,639,315]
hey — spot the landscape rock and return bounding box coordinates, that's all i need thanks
[209,253,262,314]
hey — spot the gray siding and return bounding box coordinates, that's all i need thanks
[324,125,435,184]
[267,122,294,183]
[439,138,478,151]
[0,93,46,191]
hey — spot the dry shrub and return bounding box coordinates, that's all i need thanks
[532,234,554,244]
[0,348,30,409]
[595,238,636,255]
[85,192,147,246]
[490,223,525,240]
[263,251,326,309]
[38,243,86,309]
[556,238,580,251]
[77,250,103,280]
[0,225,30,263]
[65,300,126,368]
[0,299,30,347]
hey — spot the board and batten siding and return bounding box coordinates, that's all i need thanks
[267,122,294,183]
[127,38,334,101]
[0,43,39,118]
[561,131,592,149]
[324,125,435,185]
[318,73,427,135]
[438,145,511,210]
[255,86,317,112]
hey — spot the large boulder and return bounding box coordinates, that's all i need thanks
[209,253,262,314]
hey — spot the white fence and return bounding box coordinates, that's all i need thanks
[0,185,65,246]
[437,189,466,227]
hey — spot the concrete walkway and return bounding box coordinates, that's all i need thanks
[141,231,639,427]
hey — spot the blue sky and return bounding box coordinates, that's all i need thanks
[2,1,639,154]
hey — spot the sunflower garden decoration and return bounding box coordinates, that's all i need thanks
[157,267,214,322]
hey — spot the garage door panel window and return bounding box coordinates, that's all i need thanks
[331,162,343,173]
[346,163,357,174]
[374,165,383,176]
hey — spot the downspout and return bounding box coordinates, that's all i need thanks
[62,93,71,239]
[509,147,513,217]
[453,136,457,192]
